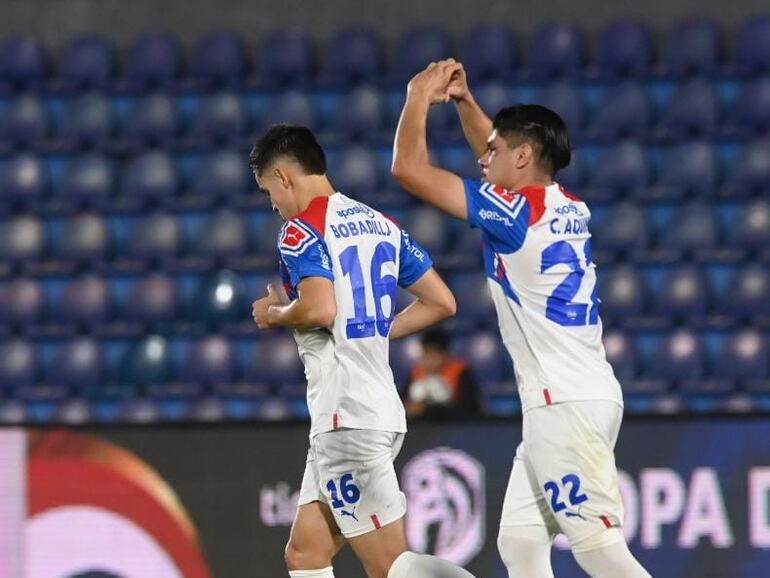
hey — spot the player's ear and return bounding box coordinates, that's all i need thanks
[515,143,532,169]
[274,166,292,190]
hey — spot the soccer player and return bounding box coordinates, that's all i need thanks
[391,61,652,578]
[250,124,476,578]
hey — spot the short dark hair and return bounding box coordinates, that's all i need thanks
[421,329,451,353]
[248,124,327,177]
[492,104,572,176]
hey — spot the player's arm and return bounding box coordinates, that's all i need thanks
[391,60,469,221]
[448,64,494,159]
[390,268,456,340]
[253,278,336,331]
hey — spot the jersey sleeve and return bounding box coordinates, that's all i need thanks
[397,228,433,288]
[464,179,531,252]
[277,219,335,291]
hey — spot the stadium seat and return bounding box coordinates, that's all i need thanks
[448,272,495,328]
[653,266,708,321]
[590,203,650,260]
[459,331,509,383]
[733,77,770,136]
[735,15,770,75]
[124,92,180,146]
[125,274,179,323]
[191,91,249,143]
[327,146,381,196]
[56,275,111,324]
[329,86,387,139]
[722,266,770,320]
[0,214,46,264]
[461,23,517,82]
[591,143,650,198]
[389,336,420,387]
[0,339,37,389]
[602,330,638,382]
[650,329,705,381]
[248,334,304,387]
[323,27,382,85]
[180,335,236,384]
[124,33,182,88]
[0,278,44,326]
[715,330,769,383]
[655,141,719,199]
[596,20,654,79]
[194,210,251,259]
[535,83,585,136]
[259,28,314,87]
[589,83,652,141]
[439,147,480,180]
[596,266,647,322]
[727,199,770,253]
[58,36,115,90]
[556,150,586,191]
[54,213,111,262]
[724,140,770,198]
[119,334,172,388]
[191,270,248,324]
[404,206,451,256]
[59,154,115,200]
[59,93,115,147]
[126,212,183,261]
[664,19,720,78]
[473,82,515,117]
[0,154,48,202]
[191,150,250,197]
[121,150,180,201]
[660,203,718,257]
[48,337,105,388]
[262,90,316,129]
[659,79,720,140]
[191,32,247,88]
[394,26,452,83]
[0,36,47,88]
[0,94,49,146]
[526,22,586,80]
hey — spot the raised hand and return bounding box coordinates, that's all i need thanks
[407,59,463,105]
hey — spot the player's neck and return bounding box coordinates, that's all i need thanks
[295,175,336,214]
[512,171,553,190]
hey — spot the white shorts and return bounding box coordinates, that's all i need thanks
[298,429,407,538]
[499,400,626,553]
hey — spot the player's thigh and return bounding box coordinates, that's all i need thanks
[286,501,346,569]
[499,441,560,535]
[347,516,408,578]
[314,429,407,540]
[525,401,625,551]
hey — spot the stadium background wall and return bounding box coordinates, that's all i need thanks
[3,417,770,577]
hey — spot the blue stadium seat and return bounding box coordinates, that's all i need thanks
[653,266,708,321]
[0,154,47,202]
[461,23,517,82]
[191,150,250,197]
[328,146,382,196]
[59,93,115,147]
[126,274,178,323]
[323,27,382,86]
[192,32,247,88]
[473,82,515,117]
[526,22,586,80]
[58,36,115,90]
[119,335,172,388]
[56,276,111,324]
[59,154,115,201]
[127,212,183,261]
[735,15,770,75]
[602,330,638,382]
[535,83,585,136]
[596,266,646,323]
[248,335,304,387]
[727,199,770,253]
[590,203,650,260]
[0,215,46,264]
[460,331,508,383]
[591,143,650,198]
[660,203,718,257]
[329,86,387,139]
[195,210,251,259]
[125,33,182,88]
[724,140,770,198]
[54,213,111,262]
[733,77,770,136]
[723,266,770,320]
[0,339,37,389]
[0,94,49,146]
[262,90,316,129]
[259,28,314,87]
[589,83,652,141]
[664,19,720,78]
[659,79,720,140]
[448,272,495,328]
[191,92,249,143]
[715,330,769,384]
[389,336,420,387]
[394,26,452,83]
[124,92,180,146]
[597,20,654,79]
[650,330,705,381]
[439,147,480,180]
[655,142,719,199]
[404,206,451,256]
[0,278,44,326]
[121,151,180,201]
[180,335,236,384]
[0,36,47,89]
[191,270,248,324]
[556,151,586,191]
[48,337,105,388]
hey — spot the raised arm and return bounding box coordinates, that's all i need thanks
[390,268,456,340]
[448,64,494,159]
[391,60,469,221]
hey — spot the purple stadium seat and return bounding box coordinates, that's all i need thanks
[650,330,705,381]
[59,93,115,147]
[0,339,37,389]
[653,266,708,321]
[656,142,719,199]
[248,334,303,387]
[59,154,115,200]
[716,330,769,382]
[0,94,49,146]
[724,140,770,197]
[723,266,770,320]
[526,22,586,80]
[191,92,248,143]
[0,154,48,202]
[597,20,654,79]
[180,335,236,384]
[461,23,517,82]
[589,83,652,141]
[121,151,180,201]
[58,36,115,90]
[124,92,180,146]
[661,203,718,255]
[735,15,770,75]
[48,337,105,387]
[126,274,179,323]
[191,150,250,197]
[0,278,44,326]
[259,28,314,87]
[54,213,111,262]
[0,36,47,88]
[727,199,770,252]
[56,276,111,324]
[323,27,382,85]
[664,19,721,78]
[660,79,720,140]
[327,146,381,196]
[602,330,638,382]
[535,83,585,136]
[394,26,452,83]
[329,86,387,138]
[0,215,46,264]
[592,143,650,197]
[191,32,247,88]
[125,33,182,88]
[195,210,250,259]
[262,90,317,130]
[733,77,770,135]
[127,212,183,260]
[596,266,647,321]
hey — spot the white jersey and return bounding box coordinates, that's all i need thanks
[464,180,623,412]
[278,193,432,438]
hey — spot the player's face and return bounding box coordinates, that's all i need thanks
[478,130,527,189]
[255,166,298,220]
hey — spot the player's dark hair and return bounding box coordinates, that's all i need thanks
[249,124,327,177]
[421,329,451,353]
[492,104,572,176]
